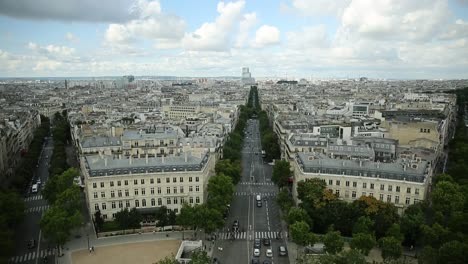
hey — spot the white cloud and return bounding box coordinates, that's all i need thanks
[65,32,79,42]
[27,42,76,58]
[33,60,63,71]
[252,25,280,48]
[235,12,257,48]
[183,0,246,51]
[286,0,350,17]
[286,25,329,49]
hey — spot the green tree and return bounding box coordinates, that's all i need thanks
[290,220,315,247]
[379,236,402,260]
[128,208,142,229]
[154,206,169,227]
[190,249,211,264]
[386,223,404,242]
[287,207,311,226]
[353,216,374,235]
[420,223,450,248]
[115,208,131,230]
[42,168,79,204]
[438,241,468,264]
[198,205,224,234]
[0,191,25,227]
[54,185,81,215]
[40,205,82,248]
[215,159,241,184]
[153,255,178,264]
[323,230,345,254]
[94,210,104,231]
[206,173,234,211]
[350,232,376,256]
[400,203,425,246]
[418,246,438,264]
[276,188,294,213]
[297,178,328,208]
[272,160,292,187]
[314,249,367,264]
[431,181,464,216]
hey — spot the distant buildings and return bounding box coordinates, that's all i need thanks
[241,67,255,85]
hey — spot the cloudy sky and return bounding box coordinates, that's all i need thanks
[0,0,467,79]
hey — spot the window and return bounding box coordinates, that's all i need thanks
[196,186,200,192]
[112,213,116,219]
[111,201,116,209]
[134,179,138,185]
[103,214,107,220]
[180,177,184,183]
[387,195,392,203]
[102,203,107,210]
[196,197,200,203]
[157,178,161,184]
[166,187,171,194]
[395,196,400,204]
[93,192,98,198]
[335,190,340,197]
[150,179,154,184]
[180,186,184,193]
[93,183,97,188]
[353,182,357,187]
[414,198,420,204]
[379,194,384,201]
[181,197,185,204]
[124,180,128,186]
[388,185,393,192]
[141,179,145,185]
[336,180,340,186]
[369,193,374,197]
[117,181,121,186]
[111,191,115,198]
[189,186,193,192]
[166,178,170,183]
[100,182,104,188]
[362,192,366,196]
[101,192,105,198]
[405,197,410,205]
[135,200,139,207]
[196,177,199,182]
[110,181,114,187]
[167,198,171,205]
[363,183,367,189]
[370,183,374,189]
[141,188,146,195]
[124,190,129,197]
[345,190,349,198]
[126,201,130,208]
[157,187,161,194]
[396,186,400,193]
[118,201,123,208]
[415,188,420,195]
[406,187,411,194]
[328,180,333,185]
[94,204,99,211]
[142,199,146,207]
[189,177,193,182]
[150,198,155,206]
[134,189,139,195]
[173,177,177,183]
[189,197,194,204]
[380,184,385,191]
[352,191,356,198]
[346,181,350,187]
[173,197,178,204]
[158,198,162,206]
[151,187,155,195]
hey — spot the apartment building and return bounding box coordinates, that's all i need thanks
[291,152,431,213]
[82,151,215,221]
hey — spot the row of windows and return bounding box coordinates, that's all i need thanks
[327,180,420,195]
[94,196,201,211]
[420,128,431,133]
[92,176,200,188]
[334,189,420,205]
[93,186,200,198]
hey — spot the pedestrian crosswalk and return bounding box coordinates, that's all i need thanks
[9,248,56,263]
[24,205,50,213]
[217,231,281,240]
[24,195,43,202]
[240,182,275,186]
[234,192,277,197]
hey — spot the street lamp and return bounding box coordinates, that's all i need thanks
[87,234,90,251]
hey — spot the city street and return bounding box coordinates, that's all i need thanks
[11,136,55,264]
[212,118,290,264]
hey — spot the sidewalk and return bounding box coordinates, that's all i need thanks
[58,226,188,264]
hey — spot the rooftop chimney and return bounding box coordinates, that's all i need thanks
[146,154,148,164]
[185,152,188,163]
[129,155,132,165]
[104,158,107,167]
[359,160,362,167]
[162,155,165,164]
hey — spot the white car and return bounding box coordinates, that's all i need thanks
[266,248,273,258]
[253,248,260,257]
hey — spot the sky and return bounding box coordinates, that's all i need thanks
[0,0,467,79]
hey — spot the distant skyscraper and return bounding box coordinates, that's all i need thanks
[241,67,255,85]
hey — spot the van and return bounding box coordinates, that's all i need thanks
[31,184,38,193]
[256,195,261,201]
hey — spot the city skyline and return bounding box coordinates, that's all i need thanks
[0,0,468,79]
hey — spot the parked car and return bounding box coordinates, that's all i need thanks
[254,238,261,249]
[251,259,260,264]
[262,260,272,264]
[279,246,288,256]
[253,248,260,257]
[27,239,36,249]
[266,248,273,258]
[263,238,271,246]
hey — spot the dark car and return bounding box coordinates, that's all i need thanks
[233,220,239,227]
[27,239,36,249]
[251,259,260,264]
[256,201,262,207]
[262,260,272,264]
[254,238,261,249]
[213,257,220,264]
[263,238,271,246]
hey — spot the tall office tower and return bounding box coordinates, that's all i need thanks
[241,67,255,85]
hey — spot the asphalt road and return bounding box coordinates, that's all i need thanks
[212,118,290,264]
[11,136,55,264]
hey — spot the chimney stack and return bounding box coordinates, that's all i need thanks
[359,160,362,167]
[129,155,132,165]
[162,155,165,164]
[104,158,107,167]
[185,152,188,163]
[146,154,148,164]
